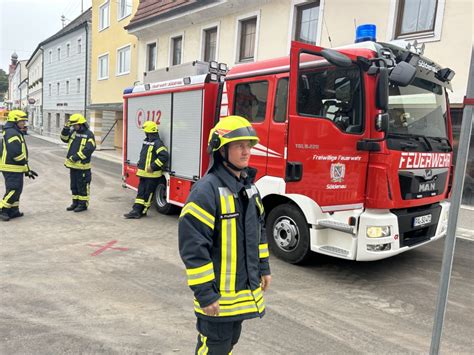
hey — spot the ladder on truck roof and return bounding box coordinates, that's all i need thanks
[124,60,228,95]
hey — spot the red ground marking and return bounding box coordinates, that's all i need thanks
[87,240,128,256]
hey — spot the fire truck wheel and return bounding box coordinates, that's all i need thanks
[153,178,179,215]
[266,204,311,264]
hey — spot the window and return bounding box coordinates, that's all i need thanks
[118,0,132,20]
[57,47,61,61]
[395,0,438,38]
[47,113,51,128]
[77,38,82,54]
[66,43,70,57]
[56,113,61,128]
[49,50,52,64]
[98,54,109,79]
[295,1,320,45]
[48,83,52,96]
[171,36,182,66]
[57,82,60,95]
[274,78,289,123]
[146,42,157,71]
[66,80,69,94]
[203,27,217,62]
[77,78,81,93]
[117,46,131,75]
[297,52,363,134]
[99,1,110,31]
[234,81,268,123]
[239,18,257,62]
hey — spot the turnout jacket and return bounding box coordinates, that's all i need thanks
[136,134,168,178]
[0,122,29,173]
[60,125,96,170]
[178,163,270,322]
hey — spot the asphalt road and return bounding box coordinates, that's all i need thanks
[1,136,473,354]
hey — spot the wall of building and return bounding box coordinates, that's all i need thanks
[135,0,471,106]
[43,25,90,138]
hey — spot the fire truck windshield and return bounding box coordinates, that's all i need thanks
[387,77,448,139]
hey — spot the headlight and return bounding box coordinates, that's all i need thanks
[367,226,391,238]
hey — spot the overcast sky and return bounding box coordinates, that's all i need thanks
[0,0,92,72]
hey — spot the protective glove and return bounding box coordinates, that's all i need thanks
[25,170,38,179]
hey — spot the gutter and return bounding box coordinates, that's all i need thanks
[84,21,89,115]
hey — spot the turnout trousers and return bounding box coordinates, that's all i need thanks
[195,318,243,355]
[132,177,160,215]
[1,172,24,215]
[70,169,91,207]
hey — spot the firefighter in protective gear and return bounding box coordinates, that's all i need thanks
[178,116,271,354]
[0,110,38,221]
[123,120,169,219]
[60,113,96,212]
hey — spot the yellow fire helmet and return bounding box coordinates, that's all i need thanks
[208,115,259,153]
[7,109,28,122]
[143,121,158,133]
[67,113,87,126]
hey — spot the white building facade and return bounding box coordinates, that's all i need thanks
[26,47,43,130]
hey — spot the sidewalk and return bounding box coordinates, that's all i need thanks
[28,131,122,164]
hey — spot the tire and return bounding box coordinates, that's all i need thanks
[153,177,179,215]
[266,203,311,264]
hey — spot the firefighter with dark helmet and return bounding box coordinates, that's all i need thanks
[60,113,96,212]
[0,110,38,221]
[178,115,271,354]
[123,120,169,219]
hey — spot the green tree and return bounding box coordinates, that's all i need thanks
[0,69,8,96]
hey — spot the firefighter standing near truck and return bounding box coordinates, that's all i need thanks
[123,120,169,219]
[60,113,96,212]
[0,110,38,221]
[178,115,271,354]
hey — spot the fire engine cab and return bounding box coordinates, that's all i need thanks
[123,37,455,263]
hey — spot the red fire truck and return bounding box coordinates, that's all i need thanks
[123,40,455,263]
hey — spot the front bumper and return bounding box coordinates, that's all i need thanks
[355,201,450,261]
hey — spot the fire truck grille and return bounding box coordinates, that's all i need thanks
[391,203,442,248]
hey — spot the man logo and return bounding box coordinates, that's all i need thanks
[424,169,433,180]
[330,163,345,183]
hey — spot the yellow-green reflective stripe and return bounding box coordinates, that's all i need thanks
[145,145,153,170]
[153,158,163,167]
[1,190,15,208]
[256,196,264,215]
[0,164,28,172]
[11,201,19,207]
[135,198,145,205]
[60,134,69,140]
[7,136,20,143]
[1,140,6,163]
[194,300,259,316]
[197,334,208,355]
[186,262,215,286]
[218,187,237,292]
[156,146,167,154]
[180,202,215,230]
[77,151,86,159]
[88,138,96,147]
[77,195,89,201]
[13,153,26,161]
[259,243,269,258]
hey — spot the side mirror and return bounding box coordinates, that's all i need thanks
[389,61,416,87]
[376,67,389,111]
[320,49,352,68]
[375,112,389,132]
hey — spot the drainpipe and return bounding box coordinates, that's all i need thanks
[40,47,44,135]
[84,22,89,116]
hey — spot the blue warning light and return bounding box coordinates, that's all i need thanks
[355,24,377,43]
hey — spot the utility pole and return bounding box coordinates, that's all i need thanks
[81,0,84,13]
[430,47,474,354]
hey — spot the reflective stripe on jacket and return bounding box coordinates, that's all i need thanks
[0,122,29,173]
[60,126,96,170]
[136,135,169,178]
[178,163,270,322]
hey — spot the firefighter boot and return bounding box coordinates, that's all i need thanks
[0,209,10,222]
[123,209,142,219]
[9,208,24,219]
[66,200,79,211]
[73,203,88,213]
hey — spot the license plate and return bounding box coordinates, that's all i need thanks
[414,214,432,227]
